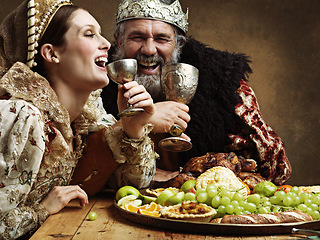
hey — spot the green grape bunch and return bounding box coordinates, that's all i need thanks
[178,180,320,220]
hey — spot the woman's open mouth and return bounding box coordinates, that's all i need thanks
[95,57,108,69]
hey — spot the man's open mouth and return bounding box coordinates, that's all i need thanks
[138,61,160,70]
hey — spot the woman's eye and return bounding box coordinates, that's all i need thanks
[85,33,95,38]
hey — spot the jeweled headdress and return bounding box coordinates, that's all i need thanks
[27,0,73,67]
[0,0,73,68]
[116,0,189,33]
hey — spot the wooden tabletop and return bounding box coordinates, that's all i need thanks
[30,190,310,240]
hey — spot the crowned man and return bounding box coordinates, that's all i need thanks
[101,0,292,186]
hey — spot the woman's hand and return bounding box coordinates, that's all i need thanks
[41,185,88,215]
[117,81,155,139]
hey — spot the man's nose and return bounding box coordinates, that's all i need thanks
[140,38,157,56]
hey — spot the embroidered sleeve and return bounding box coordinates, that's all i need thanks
[228,80,292,185]
[104,123,159,189]
[0,100,48,239]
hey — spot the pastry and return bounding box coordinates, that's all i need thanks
[160,201,216,223]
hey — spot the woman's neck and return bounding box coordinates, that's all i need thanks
[50,80,90,122]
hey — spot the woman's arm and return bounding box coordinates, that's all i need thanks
[0,100,47,239]
[94,82,158,189]
[105,123,158,189]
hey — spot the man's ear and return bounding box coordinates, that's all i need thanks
[40,43,57,63]
[116,37,121,48]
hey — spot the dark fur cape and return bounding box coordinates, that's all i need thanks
[101,37,252,166]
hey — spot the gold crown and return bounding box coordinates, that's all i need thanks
[27,0,73,68]
[116,0,188,33]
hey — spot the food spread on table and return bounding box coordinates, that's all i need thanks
[115,152,320,225]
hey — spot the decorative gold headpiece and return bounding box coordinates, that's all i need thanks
[116,0,188,34]
[27,0,73,68]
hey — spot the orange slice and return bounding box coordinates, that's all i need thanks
[239,179,251,196]
[141,202,160,212]
[147,202,160,212]
[123,204,139,213]
[138,208,160,217]
[138,205,148,210]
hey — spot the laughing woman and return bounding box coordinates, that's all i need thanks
[0,0,158,239]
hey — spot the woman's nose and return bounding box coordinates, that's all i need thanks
[140,38,157,56]
[100,36,111,51]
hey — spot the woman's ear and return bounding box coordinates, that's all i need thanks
[40,43,58,63]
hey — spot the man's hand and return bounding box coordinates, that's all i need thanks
[150,101,190,135]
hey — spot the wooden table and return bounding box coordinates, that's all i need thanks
[30,191,311,240]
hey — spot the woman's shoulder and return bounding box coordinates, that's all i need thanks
[0,99,44,132]
[0,98,42,116]
[0,99,46,170]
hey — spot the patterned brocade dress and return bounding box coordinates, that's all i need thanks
[0,62,158,239]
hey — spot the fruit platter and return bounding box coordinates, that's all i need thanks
[114,166,320,235]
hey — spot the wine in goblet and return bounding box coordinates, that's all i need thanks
[158,63,199,152]
[106,59,144,118]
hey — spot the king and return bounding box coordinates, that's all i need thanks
[101,0,292,187]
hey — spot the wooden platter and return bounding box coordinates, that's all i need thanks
[114,201,320,236]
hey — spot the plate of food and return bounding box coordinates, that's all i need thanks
[114,201,320,235]
[114,153,320,235]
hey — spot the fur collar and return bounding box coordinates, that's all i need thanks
[177,37,252,163]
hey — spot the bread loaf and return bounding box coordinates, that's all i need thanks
[210,210,313,224]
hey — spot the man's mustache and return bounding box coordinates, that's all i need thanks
[136,54,165,66]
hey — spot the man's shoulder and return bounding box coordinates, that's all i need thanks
[180,37,252,79]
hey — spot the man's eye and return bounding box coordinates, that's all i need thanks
[156,38,170,43]
[130,36,144,41]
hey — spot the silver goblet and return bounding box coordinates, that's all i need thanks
[106,59,144,117]
[158,63,199,152]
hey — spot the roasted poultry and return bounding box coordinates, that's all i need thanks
[182,152,242,175]
[151,152,265,190]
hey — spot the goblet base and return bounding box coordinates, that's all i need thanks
[117,107,144,118]
[158,137,192,152]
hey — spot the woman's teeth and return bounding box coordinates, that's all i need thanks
[95,57,108,67]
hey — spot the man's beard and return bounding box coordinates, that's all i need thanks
[113,44,182,102]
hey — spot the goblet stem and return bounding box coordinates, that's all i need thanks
[117,98,144,118]
[158,63,199,152]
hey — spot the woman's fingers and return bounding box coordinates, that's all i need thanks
[123,82,146,99]
[122,82,154,111]
[41,185,88,215]
[128,91,152,106]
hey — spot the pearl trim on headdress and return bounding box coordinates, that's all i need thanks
[27,0,73,68]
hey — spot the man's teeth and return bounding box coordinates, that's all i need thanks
[95,57,108,67]
[140,62,157,67]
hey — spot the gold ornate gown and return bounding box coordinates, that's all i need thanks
[0,62,158,239]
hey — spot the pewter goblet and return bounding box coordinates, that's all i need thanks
[158,63,199,152]
[106,59,144,117]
